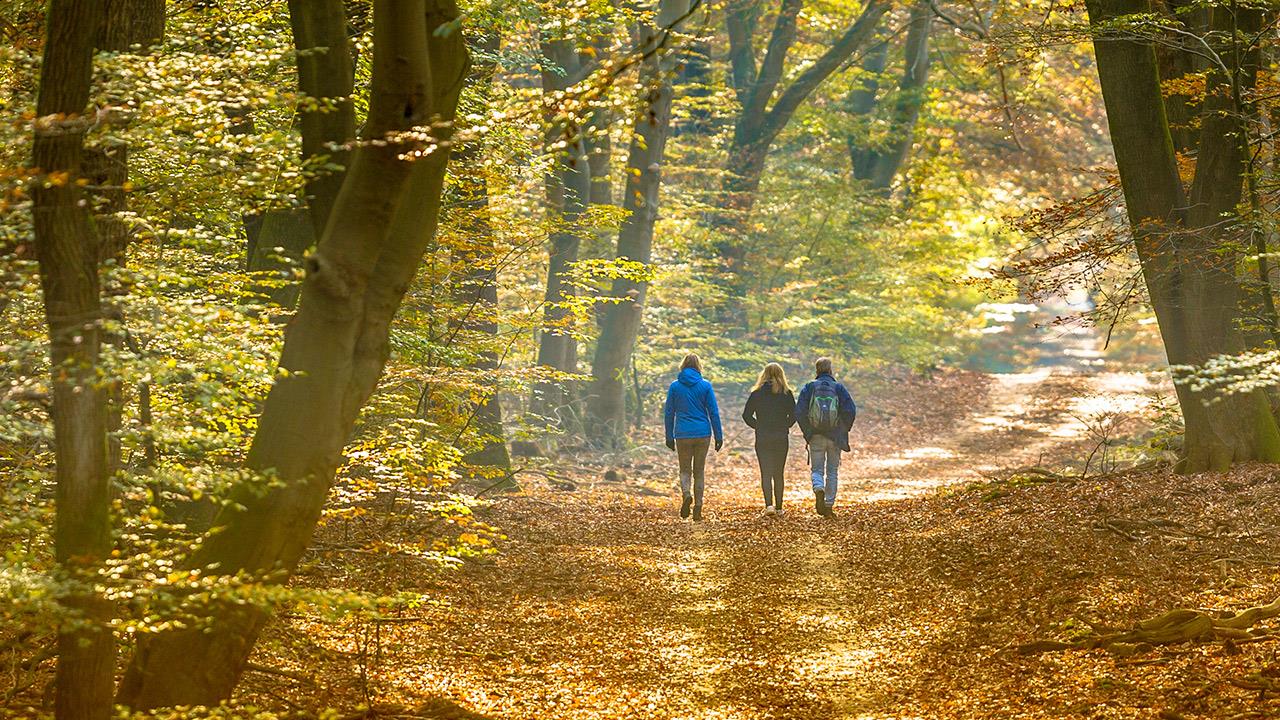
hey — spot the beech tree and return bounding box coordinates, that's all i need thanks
[716,0,891,264]
[1085,0,1280,471]
[531,34,594,426]
[32,4,112,717]
[587,0,695,444]
[848,0,933,192]
[116,0,470,706]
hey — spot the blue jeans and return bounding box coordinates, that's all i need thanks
[809,434,840,506]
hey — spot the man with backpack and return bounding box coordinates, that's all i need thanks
[795,357,857,518]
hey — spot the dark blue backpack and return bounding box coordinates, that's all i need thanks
[807,379,840,433]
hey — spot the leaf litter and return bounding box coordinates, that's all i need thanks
[230,370,1280,719]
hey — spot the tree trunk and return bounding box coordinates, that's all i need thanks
[587,0,693,446]
[117,0,469,707]
[1086,0,1280,472]
[532,37,592,426]
[287,0,355,235]
[854,0,932,191]
[451,33,511,470]
[85,0,165,476]
[846,36,889,178]
[31,2,112,719]
[710,0,890,320]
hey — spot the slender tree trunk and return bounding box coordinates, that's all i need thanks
[452,33,511,470]
[854,0,932,191]
[532,38,592,426]
[846,37,889,177]
[1086,0,1280,471]
[587,0,693,445]
[31,2,112,718]
[241,0,357,310]
[117,0,469,707]
[287,0,355,235]
[86,0,165,476]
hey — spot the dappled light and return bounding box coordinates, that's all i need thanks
[5,0,1280,717]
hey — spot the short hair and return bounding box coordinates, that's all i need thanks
[815,357,833,376]
[680,353,702,373]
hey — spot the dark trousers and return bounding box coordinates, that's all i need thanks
[755,434,788,508]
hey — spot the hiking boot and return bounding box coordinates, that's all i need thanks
[692,506,703,522]
[823,505,835,519]
[814,488,825,515]
[680,496,692,519]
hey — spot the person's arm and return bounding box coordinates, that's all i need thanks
[785,390,797,428]
[707,384,724,449]
[742,390,758,429]
[663,384,675,449]
[839,384,857,430]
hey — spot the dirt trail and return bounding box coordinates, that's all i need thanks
[257,369,1280,719]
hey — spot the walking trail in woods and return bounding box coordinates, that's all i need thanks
[249,368,1280,720]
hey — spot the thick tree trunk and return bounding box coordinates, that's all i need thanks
[117,0,469,707]
[1175,3,1280,469]
[587,0,692,445]
[31,3,112,719]
[1086,0,1280,472]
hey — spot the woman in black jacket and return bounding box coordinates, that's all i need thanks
[742,363,797,515]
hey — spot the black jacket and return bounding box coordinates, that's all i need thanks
[742,382,797,442]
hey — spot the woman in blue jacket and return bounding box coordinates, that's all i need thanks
[663,353,723,521]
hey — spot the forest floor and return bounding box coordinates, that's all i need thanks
[243,369,1280,720]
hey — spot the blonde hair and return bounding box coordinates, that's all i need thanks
[680,353,702,373]
[753,363,790,394]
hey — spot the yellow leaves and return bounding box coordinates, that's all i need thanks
[1161,72,1206,101]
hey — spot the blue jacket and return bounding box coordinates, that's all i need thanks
[795,372,856,451]
[664,367,723,444]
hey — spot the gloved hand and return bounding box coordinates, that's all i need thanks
[714,438,723,452]
[666,438,675,451]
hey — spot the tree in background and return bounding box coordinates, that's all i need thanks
[715,0,891,289]
[848,0,933,192]
[587,0,696,445]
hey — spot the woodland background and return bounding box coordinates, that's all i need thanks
[5,0,1280,717]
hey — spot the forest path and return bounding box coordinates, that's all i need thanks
[276,369,1279,720]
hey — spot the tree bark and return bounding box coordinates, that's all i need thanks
[587,0,693,445]
[117,0,469,707]
[450,33,511,470]
[852,0,932,191]
[86,0,165,477]
[31,2,112,719]
[846,35,889,177]
[532,36,592,425]
[1086,0,1280,471]
[710,0,890,323]
[287,0,356,235]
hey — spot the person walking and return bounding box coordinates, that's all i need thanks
[795,357,856,518]
[663,353,723,521]
[742,363,796,515]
